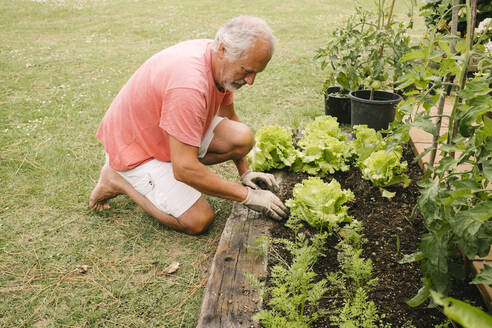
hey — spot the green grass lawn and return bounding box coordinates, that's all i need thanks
[0,0,423,326]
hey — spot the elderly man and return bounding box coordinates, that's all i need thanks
[89,16,287,234]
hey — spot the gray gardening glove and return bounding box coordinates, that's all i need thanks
[241,187,288,221]
[240,170,279,192]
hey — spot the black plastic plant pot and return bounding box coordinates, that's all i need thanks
[349,90,402,131]
[324,86,351,124]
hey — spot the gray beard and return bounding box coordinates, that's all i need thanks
[224,80,246,91]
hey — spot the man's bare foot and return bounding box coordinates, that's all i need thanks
[89,163,125,211]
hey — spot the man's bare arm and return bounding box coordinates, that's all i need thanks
[218,103,250,176]
[218,103,238,120]
[169,135,248,202]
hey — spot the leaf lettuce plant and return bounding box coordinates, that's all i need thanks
[293,116,352,176]
[361,148,411,188]
[286,176,354,232]
[247,125,297,172]
[350,124,388,165]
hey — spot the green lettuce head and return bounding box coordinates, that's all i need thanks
[286,177,354,231]
[361,149,410,187]
[247,125,297,172]
[292,116,352,175]
[303,115,345,141]
[351,125,387,165]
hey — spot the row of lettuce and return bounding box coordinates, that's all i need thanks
[248,115,409,198]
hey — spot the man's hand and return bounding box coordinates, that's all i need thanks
[240,170,279,192]
[241,187,288,221]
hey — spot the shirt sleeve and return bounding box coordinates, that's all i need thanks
[160,88,207,147]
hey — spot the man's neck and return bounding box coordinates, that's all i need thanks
[210,48,225,92]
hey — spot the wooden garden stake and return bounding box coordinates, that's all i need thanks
[430,0,460,166]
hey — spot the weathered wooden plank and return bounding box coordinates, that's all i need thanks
[197,173,286,328]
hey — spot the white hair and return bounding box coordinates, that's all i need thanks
[212,16,276,62]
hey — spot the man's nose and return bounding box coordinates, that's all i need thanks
[245,73,256,85]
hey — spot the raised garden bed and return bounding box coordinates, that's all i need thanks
[198,144,487,327]
[269,144,486,327]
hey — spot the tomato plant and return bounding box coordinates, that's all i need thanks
[390,0,492,301]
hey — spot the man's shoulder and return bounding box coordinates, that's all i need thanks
[172,39,213,51]
[148,39,213,93]
[153,39,212,63]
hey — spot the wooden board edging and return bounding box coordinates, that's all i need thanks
[196,200,275,327]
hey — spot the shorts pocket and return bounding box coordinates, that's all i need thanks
[132,173,154,196]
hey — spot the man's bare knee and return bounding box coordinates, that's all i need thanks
[231,124,255,159]
[201,120,255,165]
[180,210,214,235]
[178,197,214,235]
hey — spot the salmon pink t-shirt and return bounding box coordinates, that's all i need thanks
[96,39,234,171]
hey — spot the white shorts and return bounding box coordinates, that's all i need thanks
[114,116,224,218]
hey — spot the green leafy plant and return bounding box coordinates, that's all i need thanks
[471,264,492,286]
[292,116,352,175]
[314,1,413,98]
[390,0,492,300]
[350,125,410,193]
[420,0,492,39]
[337,243,378,293]
[431,291,492,328]
[331,288,389,328]
[361,148,411,187]
[286,177,354,232]
[338,220,365,250]
[350,125,388,165]
[247,125,297,172]
[314,7,370,93]
[292,136,351,175]
[335,220,379,295]
[302,115,345,140]
[327,220,389,328]
[252,233,329,328]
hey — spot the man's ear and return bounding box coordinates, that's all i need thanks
[217,43,226,60]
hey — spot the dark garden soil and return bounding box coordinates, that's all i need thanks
[265,144,486,328]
